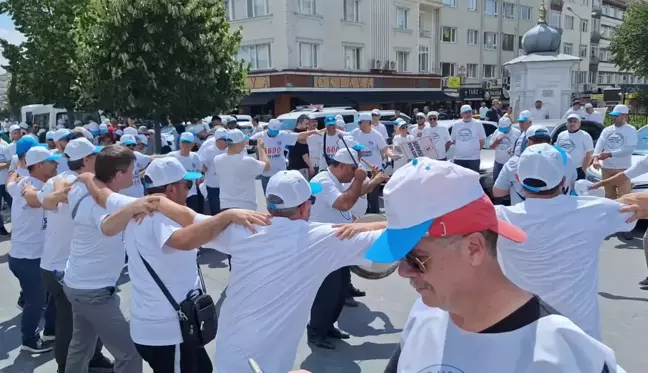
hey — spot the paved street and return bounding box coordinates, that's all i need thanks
[0,183,647,372]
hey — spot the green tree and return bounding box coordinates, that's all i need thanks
[74,0,248,148]
[610,1,648,79]
[0,39,28,118]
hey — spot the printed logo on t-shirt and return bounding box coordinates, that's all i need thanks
[606,133,625,149]
[340,210,352,221]
[557,139,575,153]
[498,136,512,150]
[431,132,440,143]
[416,365,465,373]
[42,216,47,230]
[457,128,472,142]
[266,147,283,158]
[361,149,372,158]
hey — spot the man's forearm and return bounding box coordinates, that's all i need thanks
[24,189,43,208]
[167,212,234,250]
[333,178,364,211]
[42,191,66,210]
[101,204,137,236]
[258,147,271,171]
[362,178,382,195]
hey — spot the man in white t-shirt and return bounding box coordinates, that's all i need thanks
[0,131,11,236]
[316,115,347,170]
[593,105,637,200]
[371,109,389,140]
[512,110,533,156]
[117,134,153,197]
[200,170,386,373]
[198,127,228,215]
[251,119,318,192]
[584,103,604,124]
[36,138,112,372]
[168,132,204,213]
[306,119,323,176]
[496,143,636,341]
[409,112,427,139]
[556,114,594,180]
[450,104,486,172]
[7,145,61,353]
[562,100,587,119]
[51,128,74,174]
[420,112,451,161]
[479,102,488,120]
[354,158,625,373]
[529,99,550,121]
[489,117,520,183]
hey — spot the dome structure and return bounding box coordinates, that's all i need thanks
[521,2,561,54]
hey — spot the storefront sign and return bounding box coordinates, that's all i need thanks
[246,76,270,90]
[447,77,462,89]
[484,88,503,101]
[314,76,374,89]
[460,88,484,101]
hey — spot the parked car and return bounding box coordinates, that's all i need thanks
[238,121,268,154]
[277,107,359,131]
[586,124,648,193]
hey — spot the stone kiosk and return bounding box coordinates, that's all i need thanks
[504,3,581,119]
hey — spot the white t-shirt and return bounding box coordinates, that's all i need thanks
[7,177,46,259]
[392,134,415,170]
[495,195,636,340]
[562,108,587,119]
[197,138,227,188]
[214,153,265,210]
[493,127,521,164]
[585,111,605,124]
[250,131,298,177]
[9,155,29,177]
[56,151,70,174]
[167,151,201,197]
[556,130,594,168]
[306,134,323,170]
[37,171,78,271]
[409,125,428,140]
[119,151,152,197]
[372,122,389,139]
[422,126,451,160]
[309,170,356,224]
[451,119,486,160]
[624,154,648,179]
[529,107,550,121]
[64,183,125,290]
[594,124,638,169]
[351,128,387,171]
[479,106,488,119]
[106,193,201,346]
[201,217,382,373]
[317,131,345,169]
[397,297,626,373]
[0,141,10,184]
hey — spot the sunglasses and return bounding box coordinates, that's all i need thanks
[402,234,467,273]
[308,195,316,205]
[174,180,193,190]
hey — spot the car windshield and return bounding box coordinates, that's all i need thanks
[239,126,254,136]
[635,126,648,154]
[278,119,297,131]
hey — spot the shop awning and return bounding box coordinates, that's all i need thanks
[239,90,455,106]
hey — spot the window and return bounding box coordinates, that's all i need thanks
[519,6,531,20]
[247,0,269,18]
[483,64,497,78]
[484,0,497,16]
[518,35,523,49]
[468,0,477,11]
[467,63,478,78]
[548,10,561,29]
[484,32,497,50]
[441,26,457,43]
[590,43,599,58]
[440,62,456,77]
[564,15,574,30]
[581,0,589,5]
[298,42,319,68]
[579,44,587,58]
[467,29,479,45]
[343,0,359,22]
[503,2,515,20]
[502,33,515,51]
[344,46,361,70]
[396,7,408,29]
[418,46,429,72]
[238,43,272,70]
[396,51,409,72]
[299,0,316,15]
[224,0,231,20]
[563,42,573,55]
[443,0,457,7]
[580,19,588,32]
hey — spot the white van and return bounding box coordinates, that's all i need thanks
[277,107,358,130]
[21,104,101,130]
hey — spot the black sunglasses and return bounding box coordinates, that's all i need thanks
[308,195,316,205]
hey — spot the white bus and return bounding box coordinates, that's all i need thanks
[21,104,101,130]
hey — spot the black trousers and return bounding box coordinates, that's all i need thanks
[454,159,481,173]
[186,194,205,214]
[576,168,586,180]
[135,343,212,373]
[308,267,348,337]
[41,269,104,370]
[365,172,382,214]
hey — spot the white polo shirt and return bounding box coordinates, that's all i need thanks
[556,130,594,168]
[493,127,521,165]
[397,297,625,373]
[201,217,382,373]
[7,177,46,259]
[451,119,486,160]
[495,195,636,340]
[309,170,355,224]
[250,131,298,177]
[372,122,389,139]
[37,171,78,271]
[167,151,201,197]
[197,138,227,188]
[119,151,152,197]
[213,153,265,210]
[106,193,201,346]
[594,124,638,169]
[351,128,387,171]
[64,183,125,290]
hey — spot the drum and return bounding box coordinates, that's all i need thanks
[349,214,399,280]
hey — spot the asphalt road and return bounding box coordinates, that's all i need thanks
[0,184,647,372]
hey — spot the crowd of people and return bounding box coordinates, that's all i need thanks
[1,103,646,373]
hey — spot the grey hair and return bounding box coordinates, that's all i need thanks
[266,194,301,218]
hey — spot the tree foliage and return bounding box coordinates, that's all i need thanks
[610,1,648,79]
[73,0,248,121]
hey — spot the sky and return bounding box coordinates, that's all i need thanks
[0,14,26,72]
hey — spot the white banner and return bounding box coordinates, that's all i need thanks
[396,136,439,160]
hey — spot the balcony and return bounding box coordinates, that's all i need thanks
[550,0,564,11]
[591,30,602,43]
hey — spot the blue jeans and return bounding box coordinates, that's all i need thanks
[8,256,55,344]
[206,187,220,216]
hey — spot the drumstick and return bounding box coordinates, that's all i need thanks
[248,358,263,373]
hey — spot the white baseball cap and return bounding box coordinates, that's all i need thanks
[224,129,248,144]
[427,111,439,118]
[268,119,281,131]
[584,103,594,109]
[25,147,62,166]
[364,158,525,263]
[180,132,195,143]
[87,122,100,134]
[265,170,322,209]
[498,117,512,129]
[371,109,381,116]
[567,113,581,121]
[335,114,344,121]
[77,127,94,140]
[525,124,550,138]
[416,112,426,119]
[517,143,568,192]
[99,123,109,133]
[517,110,532,122]
[115,129,123,136]
[138,126,148,134]
[358,113,371,122]
[144,157,202,188]
[120,134,137,146]
[460,105,473,113]
[9,124,20,133]
[337,135,365,152]
[336,119,346,127]
[123,127,138,136]
[65,138,103,161]
[136,135,148,145]
[46,131,55,141]
[333,148,359,165]
[213,128,228,140]
[609,104,629,116]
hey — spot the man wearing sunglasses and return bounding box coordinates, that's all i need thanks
[349,158,624,373]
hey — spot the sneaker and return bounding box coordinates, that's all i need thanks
[327,327,350,339]
[41,332,55,342]
[307,335,336,350]
[16,298,24,311]
[348,286,366,298]
[89,355,114,370]
[344,297,359,307]
[638,277,648,286]
[21,338,53,353]
[0,226,10,236]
